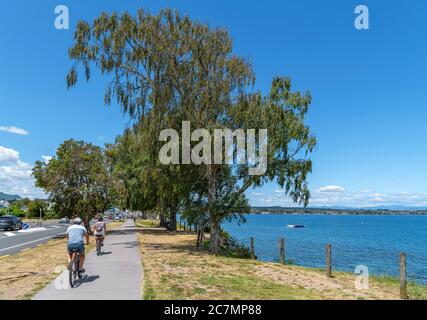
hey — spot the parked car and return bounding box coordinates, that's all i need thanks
[0,215,23,231]
[58,217,70,224]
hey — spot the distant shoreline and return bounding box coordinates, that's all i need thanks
[249,207,427,216]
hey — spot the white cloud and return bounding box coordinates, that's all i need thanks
[317,185,345,193]
[251,192,264,197]
[0,145,46,199]
[42,155,52,163]
[249,184,427,208]
[0,126,29,135]
[0,146,20,162]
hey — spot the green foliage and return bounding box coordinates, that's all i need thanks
[33,139,112,227]
[66,8,316,252]
[44,211,60,220]
[26,199,47,218]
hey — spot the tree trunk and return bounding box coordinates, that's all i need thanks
[159,213,167,228]
[84,216,92,235]
[210,220,220,255]
[201,225,205,243]
[207,165,219,254]
[196,226,202,250]
[169,207,177,231]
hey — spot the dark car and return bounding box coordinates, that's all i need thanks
[0,215,23,231]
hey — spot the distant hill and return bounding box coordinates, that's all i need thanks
[250,206,427,215]
[252,205,427,211]
[0,192,22,201]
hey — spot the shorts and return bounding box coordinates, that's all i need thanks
[67,243,85,255]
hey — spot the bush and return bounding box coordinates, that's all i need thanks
[15,211,26,218]
[44,211,59,219]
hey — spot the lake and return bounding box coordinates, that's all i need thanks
[222,214,427,284]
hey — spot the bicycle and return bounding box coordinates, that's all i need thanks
[96,235,104,256]
[69,250,83,288]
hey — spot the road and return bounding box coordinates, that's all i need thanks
[0,220,108,257]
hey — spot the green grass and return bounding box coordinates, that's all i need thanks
[143,277,156,300]
[136,219,159,228]
[199,274,319,300]
[371,275,427,300]
[138,228,427,300]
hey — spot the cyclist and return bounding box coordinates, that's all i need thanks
[93,216,107,251]
[66,217,89,273]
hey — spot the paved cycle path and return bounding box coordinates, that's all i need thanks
[33,219,143,300]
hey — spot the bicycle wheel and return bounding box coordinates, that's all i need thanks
[96,238,101,256]
[69,258,77,288]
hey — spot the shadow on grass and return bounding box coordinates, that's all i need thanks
[137,228,211,256]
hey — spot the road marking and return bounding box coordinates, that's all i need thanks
[21,248,31,252]
[4,232,16,237]
[0,226,67,240]
[0,254,10,259]
[18,227,47,233]
[0,234,65,253]
[37,244,43,247]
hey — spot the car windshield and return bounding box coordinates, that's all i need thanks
[0,217,10,221]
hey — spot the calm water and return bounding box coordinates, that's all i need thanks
[222,214,427,284]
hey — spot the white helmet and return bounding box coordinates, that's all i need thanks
[73,217,82,225]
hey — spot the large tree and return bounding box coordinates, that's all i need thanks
[33,140,111,231]
[66,9,316,253]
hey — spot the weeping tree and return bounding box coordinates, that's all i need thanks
[33,140,112,231]
[66,8,316,253]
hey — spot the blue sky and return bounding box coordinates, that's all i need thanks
[1,0,427,207]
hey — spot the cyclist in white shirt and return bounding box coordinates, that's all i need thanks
[66,217,89,273]
[92,216,107,251]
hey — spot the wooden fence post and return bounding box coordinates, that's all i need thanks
[250,238,255,260]
[400,252,408,299]
[326,243,332,278]
[279,238,285,264]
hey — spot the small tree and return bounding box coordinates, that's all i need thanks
[26,200,48,218]
[33,139,111,231]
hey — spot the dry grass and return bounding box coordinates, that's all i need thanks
[0,221,123,300]
[0,237,71,300]
[138,225,427,300]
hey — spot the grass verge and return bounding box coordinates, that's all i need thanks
[137,221,427,300]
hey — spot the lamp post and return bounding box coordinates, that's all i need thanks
[39,208,43,227]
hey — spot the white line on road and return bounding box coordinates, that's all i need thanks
[0,226,65,240]
[0,233,65,253]
[4,232,16,237]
